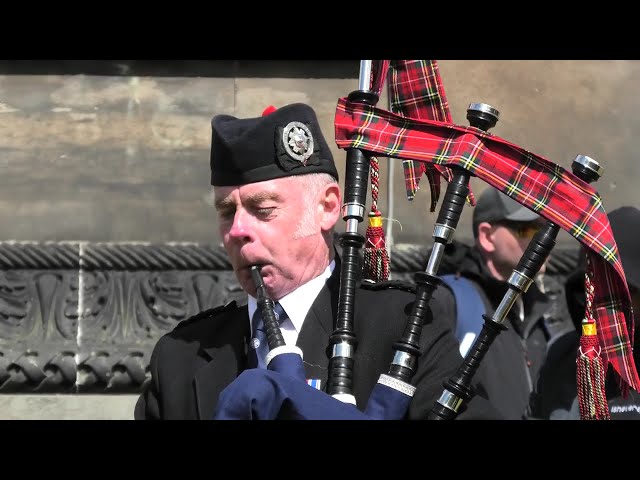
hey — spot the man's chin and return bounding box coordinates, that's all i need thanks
[238,272,273,299]
[234,272,254,297]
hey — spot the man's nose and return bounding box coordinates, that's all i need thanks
[227,210,253,241]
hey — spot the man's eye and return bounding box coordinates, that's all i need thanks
[256,207,275,217]
[217,209,235,221]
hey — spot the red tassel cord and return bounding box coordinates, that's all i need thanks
[363,156,390,283]
[576,257,610,420]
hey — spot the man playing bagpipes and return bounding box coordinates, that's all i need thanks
[133,101,499,420]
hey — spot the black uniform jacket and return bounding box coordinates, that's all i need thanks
[135,260,501,420]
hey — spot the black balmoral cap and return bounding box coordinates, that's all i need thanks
[210,103,339,186]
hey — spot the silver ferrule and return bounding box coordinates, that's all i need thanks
[425,241,446,276]
[342,203,365,223]
[436,390,464,413]
[432,224,455,243]
[508,270,533,292]
[332,342,354,358]
[492,288,521,324]
[358,60,373,91]
[489,270,533,323]
[345,218,359,233]
[391,351,417,371]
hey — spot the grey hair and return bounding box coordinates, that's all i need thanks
[292,173,338,239]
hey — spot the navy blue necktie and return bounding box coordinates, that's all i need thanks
[248,302,287,369]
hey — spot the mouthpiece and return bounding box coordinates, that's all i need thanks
[251,265,266,300]
[249,264,303,370]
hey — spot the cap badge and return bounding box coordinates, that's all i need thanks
[282,121,314,164]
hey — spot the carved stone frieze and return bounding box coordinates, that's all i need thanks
[0,240,579,393]
[0,266,79,393]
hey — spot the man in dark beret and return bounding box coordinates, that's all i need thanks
[134,102,500,420]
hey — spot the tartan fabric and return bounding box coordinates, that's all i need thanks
[333,94,640,393]
[386,60,457,209]
[370,60,390,97]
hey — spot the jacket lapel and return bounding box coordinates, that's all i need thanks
[296,260,340,389]
[194,306,249,420]
[194,346,242,420]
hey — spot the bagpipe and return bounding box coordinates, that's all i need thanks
[213,60,639,421]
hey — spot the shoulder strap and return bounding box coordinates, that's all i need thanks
[440,274,486,357]
[360,279,416,294]
[173,301,238,331]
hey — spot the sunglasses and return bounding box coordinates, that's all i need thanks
[495,221,543,240]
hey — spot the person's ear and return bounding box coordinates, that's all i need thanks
[476,222,497,254]
[318,183,341,232]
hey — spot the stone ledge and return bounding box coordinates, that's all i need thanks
[0,394,138,420]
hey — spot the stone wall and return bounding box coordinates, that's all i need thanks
[1,60,638,247]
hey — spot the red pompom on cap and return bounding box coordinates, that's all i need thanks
[262,105,277,116]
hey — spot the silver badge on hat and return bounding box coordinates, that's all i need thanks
[282,121,314,165]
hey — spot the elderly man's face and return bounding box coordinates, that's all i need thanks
[214,175,340,299]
